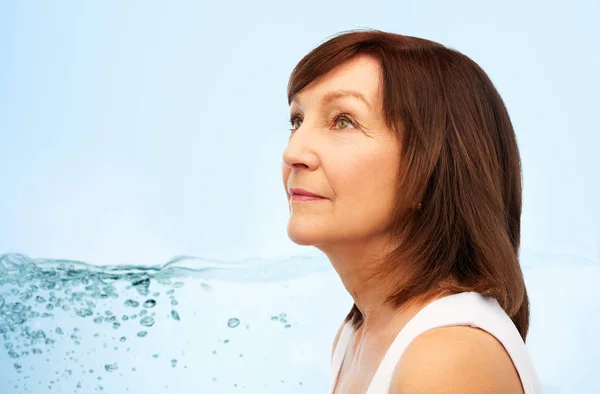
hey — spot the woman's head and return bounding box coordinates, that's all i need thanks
[282,54,401,249]
[281,29,529,340]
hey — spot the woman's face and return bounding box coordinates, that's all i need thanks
[282,55,401,249]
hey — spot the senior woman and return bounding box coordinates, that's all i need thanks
[281,29,542,394]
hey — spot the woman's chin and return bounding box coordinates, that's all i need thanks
[286,222,326,246]
[286,231,320,246]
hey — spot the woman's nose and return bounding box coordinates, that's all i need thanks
[282,131,319,171]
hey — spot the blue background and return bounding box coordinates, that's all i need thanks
[1,1,598,393]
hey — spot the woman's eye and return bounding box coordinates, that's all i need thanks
[333,114,356,130]
[288,113,355,132]
[336,117,352,129]
[288,115,302,131]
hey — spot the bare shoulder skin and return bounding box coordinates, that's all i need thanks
[389,326,525,394]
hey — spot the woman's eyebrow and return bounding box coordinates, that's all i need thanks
[320,90,373,110]
[291,89,373,111]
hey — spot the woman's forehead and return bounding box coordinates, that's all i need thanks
[290,56,383,110]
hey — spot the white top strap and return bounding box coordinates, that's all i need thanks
[328,319,353,394]
[365,292,542,393]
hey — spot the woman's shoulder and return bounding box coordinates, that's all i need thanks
[388,325,524,394]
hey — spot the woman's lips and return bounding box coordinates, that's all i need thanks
[288,187,324,198]
[291,195,325,202]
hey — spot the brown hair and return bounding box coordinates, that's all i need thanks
[287,28,530,340]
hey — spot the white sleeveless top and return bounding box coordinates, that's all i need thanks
[328,292,543,393]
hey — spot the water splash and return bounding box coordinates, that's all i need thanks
[227,318,240,328]
[0,252,331,393]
